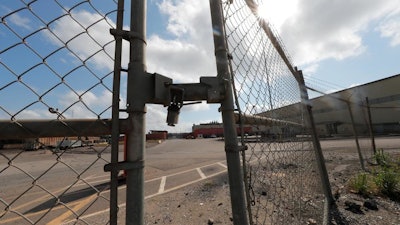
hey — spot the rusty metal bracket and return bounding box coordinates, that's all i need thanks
[152,74,224,105]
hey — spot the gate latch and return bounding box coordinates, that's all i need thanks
[166,86,184,126]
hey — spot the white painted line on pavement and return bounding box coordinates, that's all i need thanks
[196,168,206,179]
[62,169,228,225]
[158,176,166,194]
[145,169,227,199]
[217,162,227,168]
[84,174,109,181]
[62,161,230,225]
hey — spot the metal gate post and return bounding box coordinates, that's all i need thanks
[110,0,125,224]
[209,1,249,224]
[125,0,147,224]
[296,69,333,225]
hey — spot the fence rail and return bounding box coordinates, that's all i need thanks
[0,119,127,139]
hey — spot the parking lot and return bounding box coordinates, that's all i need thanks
[1,137,399,224]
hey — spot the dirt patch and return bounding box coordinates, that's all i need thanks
[327,153,400,225]
[144,148,400,225]
[145,173,233,225]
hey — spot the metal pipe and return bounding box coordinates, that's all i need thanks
[365,97,376,155]
[0,119,129,139]
[209,1,249,224]
[347,102,366,171]
[234,113,304,127]
[125,0,147,224]
[110,0,125,224]
[297,70,333,225]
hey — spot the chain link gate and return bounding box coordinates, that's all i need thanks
[1,0,334,224]
[0,0,250,224]
[221,0,333,224]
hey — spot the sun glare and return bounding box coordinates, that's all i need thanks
[257,1,297,29]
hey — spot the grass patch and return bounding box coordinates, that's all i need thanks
[348,150,400,201]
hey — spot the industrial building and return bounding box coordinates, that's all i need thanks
[262,74,400,137]
[0,136,102,150]
[192,74,400,138]
[192,122,252,138]
[146,130,168,140]
[310,74,400,136]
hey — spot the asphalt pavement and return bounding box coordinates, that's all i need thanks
[0,138,227,224]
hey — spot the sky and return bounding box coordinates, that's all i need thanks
[1,0,400,133]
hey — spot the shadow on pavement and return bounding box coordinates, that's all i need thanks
[24,176,126,214]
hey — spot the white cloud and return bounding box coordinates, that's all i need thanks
[377,15,400,47]
[16,109,48,119]
[9,13,31,30]
[278,0,400,67]
[147,0,216,83]
[302,64,319,75]
[46,10,117,71]
[158,0,213,45]
[147,35,216,83]
[145,105,167,131]
[58,90,119,118]
[257,0,299,31]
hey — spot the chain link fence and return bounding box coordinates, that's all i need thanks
[1,0,119,224]
[222,0,327,224]
[7,0,399,224]
[306,86,375,171]
[306,79,400,173]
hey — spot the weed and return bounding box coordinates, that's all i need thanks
[374,168,400,201]
[374,149,389,167]
[347,152,400,201]
[350,173,372,197]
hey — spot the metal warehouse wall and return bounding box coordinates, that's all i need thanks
[259,74,400,136]
[311,74,400,135]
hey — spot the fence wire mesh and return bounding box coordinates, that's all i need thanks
[306,82,400,176]
[1,1,118,224]
[222,0,326,224]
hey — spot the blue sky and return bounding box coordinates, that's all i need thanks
[1,0,400,132]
